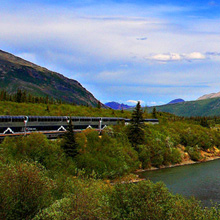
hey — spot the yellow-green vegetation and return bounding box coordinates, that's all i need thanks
[2,101,220,219]
[0,100,134,117]
[1,132,220,219]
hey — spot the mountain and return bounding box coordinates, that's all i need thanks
[105,102,134,110]
[168,98,185,104]
[146,97,220,117]
[197,92,220,100]
[0,49,100,107]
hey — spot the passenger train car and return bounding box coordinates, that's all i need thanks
[0,115,159,139]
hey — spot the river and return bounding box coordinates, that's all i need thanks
[138,159,220,207]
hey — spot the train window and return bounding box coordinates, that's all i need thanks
[72,118,79,122]
[0,117,9,122]
[29,117,38,122]
[109,119,117,122]
[3,117,12,122]
[12,117,24,122]
[92,118,99,122]
[63,117,68,121]
[84,118,91,121]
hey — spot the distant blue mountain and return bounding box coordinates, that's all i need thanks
[168,99,185,104]
[105,102,134,110]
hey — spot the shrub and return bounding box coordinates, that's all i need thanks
[186,146,202,161]
[34,178,111,220]
[0,133,77,175]
[109,180,220,220]
[0,162,55,220]
[75,129,139,178]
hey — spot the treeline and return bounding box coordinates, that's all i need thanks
[0,89,63,105]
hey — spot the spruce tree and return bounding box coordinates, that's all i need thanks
[128,101,145,151]
[200,117,209,128]
[97,101,101,109]
[61,118,78,158]
[152,107,157,119]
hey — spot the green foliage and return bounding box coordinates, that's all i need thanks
[1,101,220,219]
[0,133,77,175]
[75,129,139,179]
[0,162,55,220]
[152,107,157,118]
[61,118,78,158]
[0,89,56,104]
[200,117,210,128]
[146,97,220,117]
[186,146,202,161]
[110,180,220,220]
[0,117,220,218]
[128,101,145,150]
[0,100,133,118]
[34,178,111,220]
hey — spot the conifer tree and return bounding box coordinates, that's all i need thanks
[97,101,101,109]
[152,107,157,119]
[61,118,78,158]
[128,101,145,151]
[200,117,209,128]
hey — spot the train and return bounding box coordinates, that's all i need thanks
[0,115,159,139]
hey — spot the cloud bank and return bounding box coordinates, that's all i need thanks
[0,1,220,104]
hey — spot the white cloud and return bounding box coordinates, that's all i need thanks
[1,2,220,105]
[148,52,206,62]
[126,100,145,105]
[184,52,206,60]
[0,5,219,67]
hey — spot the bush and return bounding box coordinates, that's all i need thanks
[0,162,55,220]
[109,180,220,220]
[0,133,77,175]
[75,129,139,178]
[34,178,111,220]
[186,146,202,161]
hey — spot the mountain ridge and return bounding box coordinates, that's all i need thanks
[168,98,185,104]
[146,97,220,117]
[0,49,100,107]
[197,92,220,100]
[105,101,134,110]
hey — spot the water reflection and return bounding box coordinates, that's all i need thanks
[138,159,220,207]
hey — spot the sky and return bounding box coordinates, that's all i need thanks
[1,0,220,106]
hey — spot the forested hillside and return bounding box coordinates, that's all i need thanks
[0,49,100,106]
[147,97,220,117]
[1,102,220,218]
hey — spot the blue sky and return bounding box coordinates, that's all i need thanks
[1,0,220,106]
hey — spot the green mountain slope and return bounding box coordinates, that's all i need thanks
[147,97,220,117]
[0,49,100,106]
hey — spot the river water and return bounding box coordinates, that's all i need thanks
[138,159,220,207]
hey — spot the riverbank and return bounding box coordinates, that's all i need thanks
[136,155,220,173]
[135,145,220,173]
[111,146,220,184]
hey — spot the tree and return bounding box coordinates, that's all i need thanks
[128,101,145,151]
[97,101,101,109]
[61,118,78,158]
[200,117,209,128]
[16,89,23,103]
[152,107,157,119]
